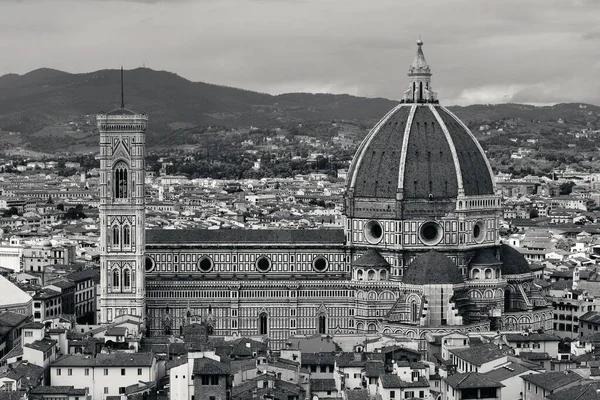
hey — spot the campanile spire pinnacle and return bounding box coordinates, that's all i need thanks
[120,66,125,109]
[402,39,438,103]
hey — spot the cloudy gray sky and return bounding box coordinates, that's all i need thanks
[2,0,600,105]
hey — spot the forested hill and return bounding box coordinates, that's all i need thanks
[0,67,598,151]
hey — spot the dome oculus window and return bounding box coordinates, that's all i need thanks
[256,256,272,272]
[419,221,443,246]
[197,256,214,273]
[364,220,384,244]
[473,220,486,243]
[312,256,329,272]
[144,256,155,272]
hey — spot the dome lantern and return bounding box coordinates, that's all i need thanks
[402,39,438,104]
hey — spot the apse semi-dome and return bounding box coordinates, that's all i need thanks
[403,250,464,285]
[345,40,496,221]
[499,244,531,275]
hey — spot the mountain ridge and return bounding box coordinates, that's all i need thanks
[0,67,598,152]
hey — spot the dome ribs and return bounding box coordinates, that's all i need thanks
[352,105,412,198]
[438,107,495,196]
[403,106,458,199]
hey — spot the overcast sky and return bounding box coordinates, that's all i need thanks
[2,0,600,106]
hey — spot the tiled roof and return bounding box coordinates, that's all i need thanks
[505,333,561,342]
[580,311,600,324]
[22,322,45,330]
[379,374,429,389]
[192,357,230,375]
[548,381,600,400]
[0,391,26,400]
[24,338,56,353]
[336,352,384,368]
[521,371,582,392]
[519,351,551,361]
[52,353,155,367]
[482,363,532,381]
[301,352,336,365]
[48,279,75,289]
[3,361,45,385]
[30,386,87,395]
[165,357,187,371]
[66,268,100,283]
[106,327,127,336]
[444,372,503,389]
[345,389,369,400]
[310,378,336,392]
[449,343,510,366]
[146,228,345,246]
[0,311,29,328]
[364,360,385,377]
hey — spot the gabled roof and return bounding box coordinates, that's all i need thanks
[0,312,29,328]
[444,372,503,389]
[548,381,600,400]
[449,343,510,366]
[505,333,561,343]
[482,362,533,382]
[521,371,582,392]
[193,357,230,375]
[580,311,600,324]
[379,374,429,389]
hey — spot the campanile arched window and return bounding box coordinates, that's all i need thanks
[123,225,131,246]
[112,269,120,289]
[113,161,129,199]
[123,268,131,288]
[112,226,120,246]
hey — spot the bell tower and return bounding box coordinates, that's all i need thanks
[98,68,148,324]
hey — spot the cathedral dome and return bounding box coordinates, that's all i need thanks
[346,41,495,213]
[499,244,530,275]
[403,250,464,285]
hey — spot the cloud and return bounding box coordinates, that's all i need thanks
[0,0,599,106]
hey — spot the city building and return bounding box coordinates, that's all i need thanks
[98,40,552,349]
[49,353,157,400]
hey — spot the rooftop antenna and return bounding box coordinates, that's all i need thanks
[120,66,125,109]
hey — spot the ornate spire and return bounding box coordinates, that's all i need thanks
[409,39,430,74]
[402,39,438,104]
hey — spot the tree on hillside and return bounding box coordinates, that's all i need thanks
[2,207,19,217]
[64,207,86,220]
[559,181,576,195]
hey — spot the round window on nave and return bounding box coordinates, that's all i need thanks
[364,220,384,244]
[197,256,214,273]
[256,256,272,272]
[144,256,155,272]
[312,256,329,272]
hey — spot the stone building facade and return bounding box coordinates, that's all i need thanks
[99,41,552,349]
